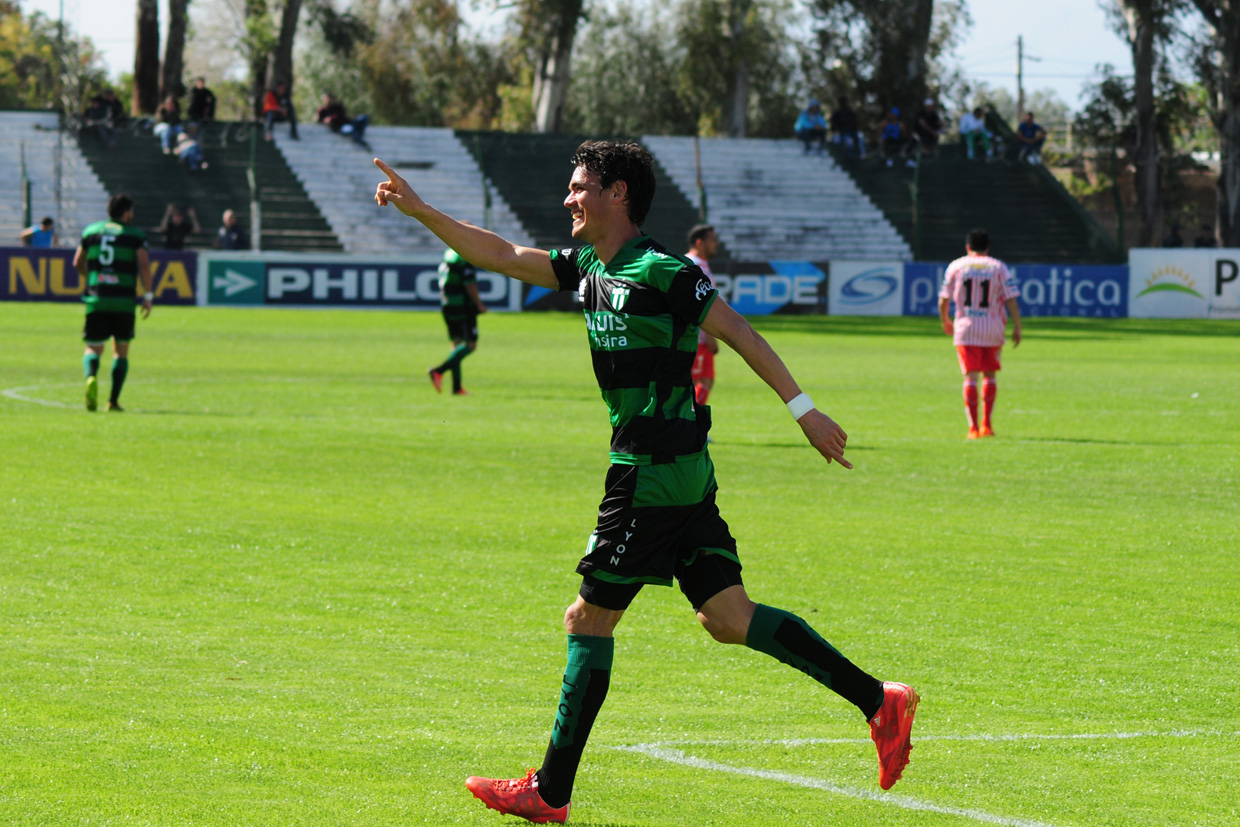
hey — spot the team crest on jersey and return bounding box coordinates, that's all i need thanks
[695,279,712,300]
[610,285,631,310]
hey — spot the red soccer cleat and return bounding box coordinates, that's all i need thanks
[453,388,470,396]
[466,769,570,824]
[428,369,443,393]
[869,681,919,790]
[967,426,980,439]
[979,424,995,437]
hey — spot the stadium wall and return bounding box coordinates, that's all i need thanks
[4,248,1236,319]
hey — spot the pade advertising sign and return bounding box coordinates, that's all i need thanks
[0,247,197,305]
[1128,249,1240,319]
[902,263,1128,317]
[201,253,522,310]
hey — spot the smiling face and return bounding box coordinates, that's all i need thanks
[564,166,622,244]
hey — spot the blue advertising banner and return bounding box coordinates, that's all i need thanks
[902,262,1128,318]
[0,247,197,305]
[200,253,522,310]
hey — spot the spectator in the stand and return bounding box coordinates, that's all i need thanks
[1194,224,1218,248]
[174,123,208,172]
[1015,112,1047,165]
[794,98,828,155]
[914,99,944,157]
[153,94,183,155]
[21,217,57,247]
[159,204,200,250]
[880,108,914,168]
[316,93,370,148]
[262,81,300,141]
[215,209,250,250]
[959,107,995,160]
[1162,223,1184,248]
[83,89,124,148]
[186,77,216,127]
[829,96,865,159]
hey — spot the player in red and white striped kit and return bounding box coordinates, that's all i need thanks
[938,229,1022,439]
[686,224,720,406]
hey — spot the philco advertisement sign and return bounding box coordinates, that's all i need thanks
[1128,249,1240,319]
[1,247,197,305]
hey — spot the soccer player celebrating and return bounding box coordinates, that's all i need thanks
[938,229,1022,438]
[74,194,154,412]
[428,244,487,395]
[374,142,918,824]
[685,223,720,406]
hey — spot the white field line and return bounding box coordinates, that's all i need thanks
[2,383,73,408]
[611,730,1234,827]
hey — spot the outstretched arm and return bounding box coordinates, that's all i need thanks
[374,158,557,289]
[700,298,852,469]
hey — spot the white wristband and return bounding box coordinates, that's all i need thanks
[143,292,154,301]
[786,392,815,421]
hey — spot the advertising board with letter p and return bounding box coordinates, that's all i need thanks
[1128,249,1240,319]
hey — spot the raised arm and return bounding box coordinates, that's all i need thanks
[374,158,558,290]
[700,298,852,469]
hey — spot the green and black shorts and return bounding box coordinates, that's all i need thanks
[577,452,742,612]
[83,311,136,344]
[443,309,478,343]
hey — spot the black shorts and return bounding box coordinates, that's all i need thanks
[444,311,478,343]
[576,456,742,612]
[83,311,136,344]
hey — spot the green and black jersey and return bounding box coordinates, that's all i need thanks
[80,220,147,314]
[439,249,478,319]
[550,234,718,466]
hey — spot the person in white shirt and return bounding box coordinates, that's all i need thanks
[959,107,995,160]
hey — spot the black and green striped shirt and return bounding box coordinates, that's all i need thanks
[439,249,477,319]
[550,234,718,466]
[80,220,147,314]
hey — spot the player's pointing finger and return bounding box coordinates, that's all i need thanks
[374,158,403,184]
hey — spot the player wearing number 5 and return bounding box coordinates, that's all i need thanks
[74,194,154,412]
[939,229,1022,439]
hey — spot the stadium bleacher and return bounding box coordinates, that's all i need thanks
[643,135,912,263]
[0,111,109,246]
[273,125,533,256]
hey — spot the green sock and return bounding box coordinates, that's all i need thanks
[746,603,884,719]
[110,357,129,404]
[537,634,614,808]
[443,342,471,371]
[83,353,100,379]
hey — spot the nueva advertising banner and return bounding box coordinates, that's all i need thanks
[0,247,198,305]
[1128,249,1240,319]
[902,262,1128,318]
[828,261,905,315]
[200,253,522,310]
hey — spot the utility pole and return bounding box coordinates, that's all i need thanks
[1016,35,1024,120]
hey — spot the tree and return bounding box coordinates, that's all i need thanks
[0,5,107,111]
[269,0,304,90]
[133,0,160,113]
[161,0,191,101]
[1188,1,1240,245]
[526,0,586,133]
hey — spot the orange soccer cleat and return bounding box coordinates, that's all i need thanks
[428,369,444,393]
[979,424,995,437]
[869,681,919,790]
[967,426,980,439]
[466,769,570,824]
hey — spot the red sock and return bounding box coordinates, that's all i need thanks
[982,379,997,428]
[695,383,710,406]
[963,381,979,429]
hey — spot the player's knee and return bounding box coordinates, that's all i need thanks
[696,609,746,645]
[467,342,477,352]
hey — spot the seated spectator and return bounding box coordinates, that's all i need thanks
[159,204,201,250]
[1162,223,1184,248]
[959,106,995,160]
[1016,112,1047,164]
[829,96,865,159]
[186,76,217,127]
[174,123,208,172]
[215,209,250,250]
[21,216,57,247]
[316,93,370,148]
[1194,223,1218,248]
[794,98,828,155]
[880,108,915,168]
[262,81,300,141]
[83,89,125,148]
[914,99,944,157]
[153,94,183,154]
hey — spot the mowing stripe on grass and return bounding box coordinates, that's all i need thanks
[614,743,1063,827]
[621,728,1236,748]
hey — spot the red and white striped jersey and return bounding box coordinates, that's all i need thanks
[940,254,1020,347]
[686,251,715,346]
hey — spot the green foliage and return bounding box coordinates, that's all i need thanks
[1,305,1237,825]
[0,6,108,111]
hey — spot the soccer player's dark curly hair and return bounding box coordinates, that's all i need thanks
[108,194,134,222]
[571,140,657,227]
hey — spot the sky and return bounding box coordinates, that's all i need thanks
[21,0,1134,113]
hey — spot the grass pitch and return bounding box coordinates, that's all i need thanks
[1,303,1237,827]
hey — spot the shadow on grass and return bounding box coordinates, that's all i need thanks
[1015,436,1185,447]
